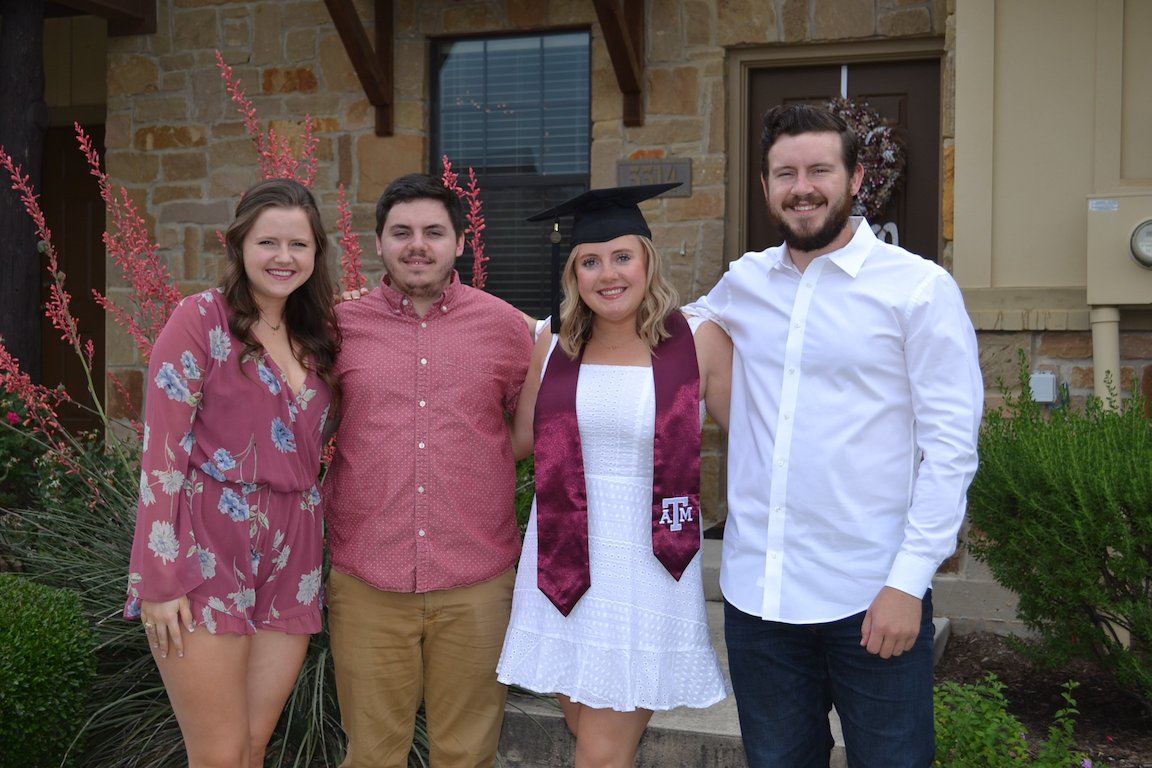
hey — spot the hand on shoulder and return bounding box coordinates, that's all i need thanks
[335,287,371,303]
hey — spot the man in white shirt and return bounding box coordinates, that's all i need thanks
[689,104,983,767]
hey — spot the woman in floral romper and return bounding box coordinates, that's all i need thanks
[124,178,341,766]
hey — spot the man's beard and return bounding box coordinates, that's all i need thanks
[771,190,854,254]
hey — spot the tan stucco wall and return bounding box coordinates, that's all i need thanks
[955,0,1152,313]
[952,0,1152,422]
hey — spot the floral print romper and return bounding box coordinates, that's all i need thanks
[124,289,331,635]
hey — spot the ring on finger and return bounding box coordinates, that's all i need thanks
[143,621,155,630]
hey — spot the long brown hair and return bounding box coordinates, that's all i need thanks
[557,234,679,358]
[220,178,342,408]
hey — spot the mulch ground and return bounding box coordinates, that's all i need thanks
[934,632,1152,766]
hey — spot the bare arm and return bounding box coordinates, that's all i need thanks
[511,330,552,460]
[691,317,733,433]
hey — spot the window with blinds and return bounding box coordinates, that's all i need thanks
[433,31,590,317]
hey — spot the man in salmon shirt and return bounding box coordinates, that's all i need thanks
[324,173,534,768]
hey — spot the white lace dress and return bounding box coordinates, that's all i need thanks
[496,361,728,712]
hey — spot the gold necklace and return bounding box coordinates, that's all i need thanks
[592,335,637,351]
[260,315,283,332]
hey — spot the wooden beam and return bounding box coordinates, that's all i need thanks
[50,0,155,35]
[592,0,645,126]
[323,0,393,137]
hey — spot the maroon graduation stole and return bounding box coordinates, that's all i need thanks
[534,311,702,616]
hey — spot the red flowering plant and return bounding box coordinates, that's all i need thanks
[0,129,191,765]
[0,382,44,513]
[0,134,158,482]
[215,50,318,187]
[441,154,489,289]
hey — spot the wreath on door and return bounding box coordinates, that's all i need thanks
[826,96,906,220]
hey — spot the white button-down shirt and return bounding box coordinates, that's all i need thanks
[688,219,982,623]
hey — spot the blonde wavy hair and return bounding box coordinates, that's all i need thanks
[557,234,680,358]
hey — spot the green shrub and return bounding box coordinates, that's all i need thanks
[0,389,46,512]
[934,674,1087,767]
[0,435,186,766]
[967,354,1152,708]
[0,573,97,768]
[515,456,535,534]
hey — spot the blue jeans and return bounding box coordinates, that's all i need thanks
[724,591,935,768]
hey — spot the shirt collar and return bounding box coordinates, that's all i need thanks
[825,217,874,278]
[771,217,875,278]
[377,270,462,316]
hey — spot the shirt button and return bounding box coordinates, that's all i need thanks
[418,529,426,537]
[783,413,791,421]
[774,507,782,513]
[788,367,795,374]
[793,322,801,329]
[420,357,427,365]
[419,400,426,408]
[418,441,426,449]
[777,460,785,467]
[417,485,425,494]
[441,306,448,312]
[402,298,409,306]
[420,321,427,328]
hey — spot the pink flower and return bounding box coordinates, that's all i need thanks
[441,156,489,289]
[216,50,317,186]
[5,411,18,425]
[337,184,367,293]
[76,125,182,361]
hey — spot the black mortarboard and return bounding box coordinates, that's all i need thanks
[528,183,680,331]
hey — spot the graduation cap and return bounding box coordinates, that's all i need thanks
[528,182,680,332]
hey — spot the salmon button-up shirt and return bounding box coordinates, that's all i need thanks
[325,273,533,593]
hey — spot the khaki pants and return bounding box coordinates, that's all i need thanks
[328,568,514,768]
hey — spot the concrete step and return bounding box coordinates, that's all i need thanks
[497,540,952,768]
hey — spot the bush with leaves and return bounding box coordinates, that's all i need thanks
[2,434,189,766]
[0,386,45,513]
[967,352,1152,709]
[0,572,97,768]
[934,673,1088,767]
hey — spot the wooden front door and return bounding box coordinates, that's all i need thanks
[39,124,105,434]
[745,58,941,261]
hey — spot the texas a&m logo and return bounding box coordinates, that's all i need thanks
[659,496,694,532]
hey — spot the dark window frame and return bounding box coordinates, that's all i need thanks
[431,30,592,316]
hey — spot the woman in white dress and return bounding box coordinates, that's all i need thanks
[497,184,733,768]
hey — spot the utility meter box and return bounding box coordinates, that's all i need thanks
[1086,192,1152,305]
